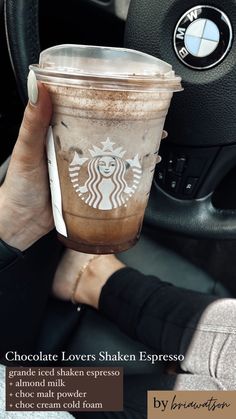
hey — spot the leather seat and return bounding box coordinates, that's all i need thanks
[118,231,231,297]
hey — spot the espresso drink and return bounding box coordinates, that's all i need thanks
[31,45,182,253]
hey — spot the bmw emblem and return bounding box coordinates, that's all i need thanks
[173,6,233,69]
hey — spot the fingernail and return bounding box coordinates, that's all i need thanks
[27,70,38,105]
[156,155,162,164]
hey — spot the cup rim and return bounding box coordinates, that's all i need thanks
[30,64,183,93]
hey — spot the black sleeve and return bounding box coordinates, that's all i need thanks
[99,267,218,355]
[0,230,63,359]
[0,239,23,270]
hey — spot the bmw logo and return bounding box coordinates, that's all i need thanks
[173,6,233,70]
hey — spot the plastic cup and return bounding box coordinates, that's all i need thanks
[30,44,182,253]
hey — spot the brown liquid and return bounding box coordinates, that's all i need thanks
[45,83,172,253]
[57,212,143,254]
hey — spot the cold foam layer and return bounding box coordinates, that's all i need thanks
[44,83,173,120]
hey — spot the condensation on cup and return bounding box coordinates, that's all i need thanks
[30,44,182,254]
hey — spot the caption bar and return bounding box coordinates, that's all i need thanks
[148,391,236,418]
[6,367,123,411]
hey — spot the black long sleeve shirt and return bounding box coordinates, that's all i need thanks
[99,267,218,356]
[0,231,63,358]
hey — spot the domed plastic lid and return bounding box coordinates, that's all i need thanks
[30,44,182,91]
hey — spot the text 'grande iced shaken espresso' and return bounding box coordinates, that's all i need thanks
[30,45,182,253]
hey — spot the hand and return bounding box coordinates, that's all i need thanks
[53,250,125,309]
[0,73,53,251]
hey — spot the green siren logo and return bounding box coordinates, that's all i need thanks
[69,138,142,210]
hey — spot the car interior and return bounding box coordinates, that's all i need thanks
[0,0,236,374]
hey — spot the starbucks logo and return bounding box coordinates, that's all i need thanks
[69,138,142,210]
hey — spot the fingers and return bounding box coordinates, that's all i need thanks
[13,75,52,166]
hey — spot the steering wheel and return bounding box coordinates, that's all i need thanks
[4,0,40,104]
[5,0,236,239]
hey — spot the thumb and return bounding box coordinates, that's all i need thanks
[13,70,52,165]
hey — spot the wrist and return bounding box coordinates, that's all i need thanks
[75,255,125,309]
[0,191,49,251]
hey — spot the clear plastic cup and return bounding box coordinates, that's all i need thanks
[30,44,182,254]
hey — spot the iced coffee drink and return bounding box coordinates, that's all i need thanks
[30,45,182,253]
